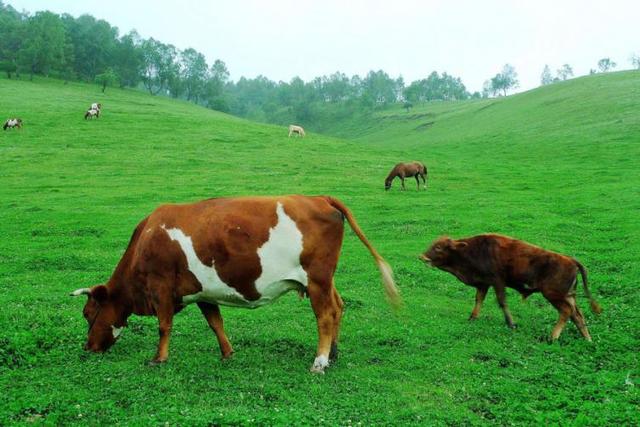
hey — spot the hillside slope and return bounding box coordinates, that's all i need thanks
[0,75,638,425]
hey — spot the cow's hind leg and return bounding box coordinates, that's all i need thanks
[197,302,234,358]
[329,286,344,361]
[308,279,342,373]
[148,275,175,364]
[548,298,572,342]
[415,175,420,190]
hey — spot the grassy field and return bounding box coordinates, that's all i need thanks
[0,73,638,425]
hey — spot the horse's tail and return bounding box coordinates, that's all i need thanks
[324,196,402,309]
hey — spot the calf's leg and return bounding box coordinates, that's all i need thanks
[548,298,572,341]
[197,302,234,358]
[494,284,516,328]
[308,279,341,373]
[329,286,344,361]
[415,175,420,190]
[566,296,592,341]
[469,286,489,320]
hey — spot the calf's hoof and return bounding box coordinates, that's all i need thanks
[329,343,339,362]
[468,315,478,321]
[221,350,234,360]
[507,323,518,329]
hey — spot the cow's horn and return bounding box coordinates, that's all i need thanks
[70,288,91,296]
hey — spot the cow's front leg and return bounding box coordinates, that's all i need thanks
[469,286,489,320]
[197,302,234,358]
[400,177,406,191]
[494,285,516,328]
[149,278,175,365]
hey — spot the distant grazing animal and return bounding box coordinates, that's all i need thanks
[419,234,601,341]
[70,195,400,373]
[84,108,100,120]
[3,118,22,130]
[91,103,102,111]
[288,125,305,137]
[385,161,427,191]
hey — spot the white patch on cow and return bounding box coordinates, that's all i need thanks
[7,119,18,127]
[111,325,123,339]
[311,354,329,373]
[162,203,306,308]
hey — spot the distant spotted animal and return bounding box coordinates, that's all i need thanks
[91,103,102,111]
[288,125,305,137]
[3,118,23,130]
[84,108,100,120]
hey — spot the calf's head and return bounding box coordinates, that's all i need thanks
[70,285,126,352]
[384,178,393,191]
[420,236,467,267]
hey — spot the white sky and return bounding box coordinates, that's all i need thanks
[6,0,640,92]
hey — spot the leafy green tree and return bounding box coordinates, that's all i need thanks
[0,2,25,78]
[540,65,553,85]
[114,31,143,88]
[19,11,66,79]
[557,64,573,81]
[61,14,117,80]
[631,53,640,70]
[95,67,119,92]
[141,38,178,95]
[181,48,208,102]
[597,58,616,72]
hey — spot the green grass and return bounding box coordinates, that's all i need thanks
[1,73,638,425]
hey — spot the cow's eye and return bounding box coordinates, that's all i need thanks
[435,246,442,252]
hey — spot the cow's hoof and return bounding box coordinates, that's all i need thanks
[508,323,518,329]
[221,351,234,360]
[310,355,329,374]
[147,358,167,366]
[468,316,478,321]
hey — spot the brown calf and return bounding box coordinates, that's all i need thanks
[385,161,427,191]
[71,195,400,373]
[420,234,601,341]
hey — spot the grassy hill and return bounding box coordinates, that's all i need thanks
[0,73,638,425]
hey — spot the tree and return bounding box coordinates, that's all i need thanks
[140,38,178,95]
[19,11,67,79]
[181,48,208,102]
[113,31,143,88]
[540,65,553,85]
[631,53,640,70]
[556,64,573,81]
[0,3,26,78]
[597,58,616,73]
[95,67,118,92]
[486,64,519,97]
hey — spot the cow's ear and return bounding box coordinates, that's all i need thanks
[454,241,468,250]
[91,285,109,303]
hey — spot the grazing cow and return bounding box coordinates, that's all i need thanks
[419,234,601,341]
[385,161,427,191]
[70,195,400,373]
[91,103,102,111]
[3,118,22,130]
[84,108,99,120]
[288,125,305,137]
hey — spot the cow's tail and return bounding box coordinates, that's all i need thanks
[575,260,602,314]
[325,196,402,309]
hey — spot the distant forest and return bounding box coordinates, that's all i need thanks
[1,2,508,126]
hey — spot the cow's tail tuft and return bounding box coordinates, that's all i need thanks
[325,196,402,309]
[575,260,602,314]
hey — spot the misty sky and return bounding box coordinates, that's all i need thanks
[6,0,640,92]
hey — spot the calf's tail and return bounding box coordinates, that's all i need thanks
[575,260,602,314]
[325,196,402,309]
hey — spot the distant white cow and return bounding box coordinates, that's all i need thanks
[3,118,23,130]
[288,125,305,137]
[91,103,102,112]
[84,109,100,120]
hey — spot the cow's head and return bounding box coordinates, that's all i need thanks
[384,178,392,191]
[70,285,126,352]
[420,236,467,267]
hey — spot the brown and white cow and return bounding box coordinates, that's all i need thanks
[420,234,601,341]
[385,161,427,191]
[288,125,305,137]
[84,108,100,120]
[3,118,23,130]
[91,103,102,111]
[71,195,400,373]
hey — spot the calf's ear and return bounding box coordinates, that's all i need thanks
[454,241,468,249]
[91,285,109,303]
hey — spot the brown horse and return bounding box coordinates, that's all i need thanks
[385,161,427,191]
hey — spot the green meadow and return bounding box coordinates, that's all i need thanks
[0,72,638,425]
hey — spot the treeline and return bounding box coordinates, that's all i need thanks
[0,2,480,125]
